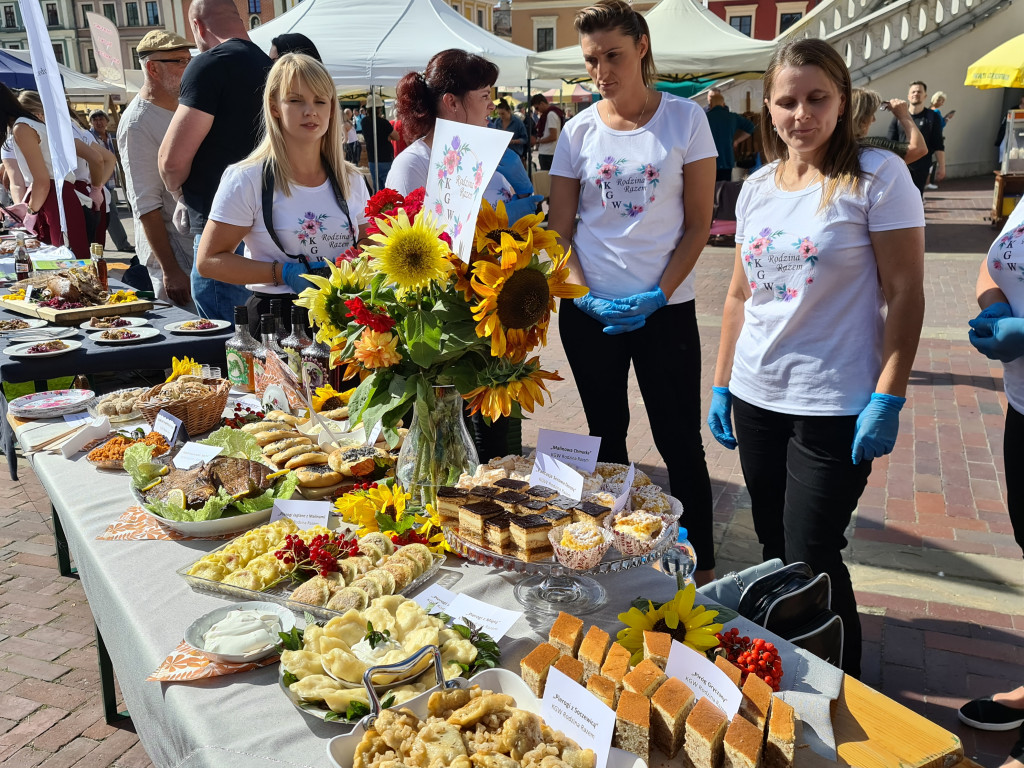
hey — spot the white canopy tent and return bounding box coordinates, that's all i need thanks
[526,0,776,82]
[248,0,536,87]
[5,49,126,99]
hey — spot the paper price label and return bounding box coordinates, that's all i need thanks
[153,409,185,446]
[411,584,457,613]
[535,429,602,475]
[270,500,332,530]
[444,593,522,641]
[611,463,635,513]
[530,452,584,501]
[541,667,615,768]
[172,442,224,470]
[665,639,742,717]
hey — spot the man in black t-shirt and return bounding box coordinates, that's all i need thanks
[361,98,397,192]
[887,80,945,197]
[158,0,271,321]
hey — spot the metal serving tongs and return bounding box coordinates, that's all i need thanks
[359,645,456,728]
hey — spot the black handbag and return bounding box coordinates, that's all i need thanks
[737,562,844,668]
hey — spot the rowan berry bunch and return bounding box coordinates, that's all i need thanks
[714,627,784,691]
[273,532,360,578]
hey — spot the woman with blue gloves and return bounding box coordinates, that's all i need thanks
[198,54,369,327]
[968,198,1024,558]
[707,39,925,677]
[546,0,718,584]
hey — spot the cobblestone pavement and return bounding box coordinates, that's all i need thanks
[1,179,1022,766]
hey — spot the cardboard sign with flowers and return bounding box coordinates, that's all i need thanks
[295,187,587,508]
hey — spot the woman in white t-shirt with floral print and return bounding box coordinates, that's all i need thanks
[708,39,925,678]
[547,0,718,586]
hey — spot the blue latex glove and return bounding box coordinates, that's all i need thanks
[707,386,737,450]
[603,316,646,335]
[603,287,668,320]
[573,293,619,324]
[851,393,905,464]
[282,261,327,294]
[503,194,543,224]
[496,148,533,197]
[968,304,1024,362]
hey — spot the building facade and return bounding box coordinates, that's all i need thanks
[451,0,493,31]
[70,0,183,75]
[0,0,80,70]
[706,0,818,40]
[511,0,655,51]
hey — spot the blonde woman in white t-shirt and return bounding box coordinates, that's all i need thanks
[708,39,925,678]
[198,54,369,323]
[547,0,718,586]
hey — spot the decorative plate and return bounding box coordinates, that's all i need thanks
[79,317,149,330]
[164,319,232,333]
[5,339,82,358]
[184,601,296,664]
[8,388,96,419]
[88,327,161,344]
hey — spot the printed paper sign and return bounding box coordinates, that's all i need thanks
[425,118,511,263]
[535,429,602,475]
[153,409,185,446]
[270,500,332,530]
[23,285,32,301]
[611,463,635,513]
[411,583,457,613]
[665,639,742,717]
[530,452,585,501]
[541,667,615,768]
[172,442,224,469]
[365,420,383,446]
[445,593,522,641]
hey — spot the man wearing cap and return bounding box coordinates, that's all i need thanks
[158,0,271,320]
[89,109,133,253]
[118,30,196,310]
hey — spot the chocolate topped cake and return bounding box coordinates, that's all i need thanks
[526,485,559,501]
[495,478,530,492]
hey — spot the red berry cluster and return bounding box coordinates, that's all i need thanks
[715,627,784,691]
[391,529,429,547]
[224,403,265,430]
[273,532,360,578]
[353,482,379,491]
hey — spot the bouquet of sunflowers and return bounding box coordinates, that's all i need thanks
[296,187,587,506]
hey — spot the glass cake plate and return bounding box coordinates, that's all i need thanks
[443,496,681,615]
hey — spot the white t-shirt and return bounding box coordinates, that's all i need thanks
[984,200,1024,413]
[70,122,95,186]
[550,94,717,304]
[729,148,925,416]
[537,109,561,156]
[209,161,369,294]
[11,118,53,186]
[386,138,515,206]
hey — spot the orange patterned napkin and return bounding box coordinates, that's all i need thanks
[147,640,279,682]
[97,506,238,541]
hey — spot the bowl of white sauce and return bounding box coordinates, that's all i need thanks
[184,602,296,664]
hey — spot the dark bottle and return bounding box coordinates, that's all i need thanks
[269,298,289,340]
[300,337,339,392]
[260,313,286,360]
[225,305,258,393]
[281,305,313,377]
[14,232,30,281]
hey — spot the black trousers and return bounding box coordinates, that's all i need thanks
[538,154,553,171]
[1003,405,1024,558]
[558,298,715,570]
[732,396,872,677]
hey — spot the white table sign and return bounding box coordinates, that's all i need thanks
[270,500,332,530]
[530,452,585,501]
[172,442,224,470]
[445,593,523,641]
[541,667,616,768]
[411,583,457,613]
[425,118,511,263]
[611,463,635,513]
[535,429,602,475]
[665,639,742,717]
[153,409,184,445]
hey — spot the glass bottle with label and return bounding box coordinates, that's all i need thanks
[252,314,274,397]
[300,337,340,392]
[91,243,108,291]
[14,232,30,281]
[261,312,286,359]
[225,305,258,393]
[269,298,289,340]
[280,305,312,377]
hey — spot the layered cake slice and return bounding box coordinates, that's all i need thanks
[740,672,773,731]
[684,697,728,768]
[548,611,584,656]
[458,499,504,545]
[651,676,695,759]
[520,499,551,516]
[571,500,612,527]
[510,514,553,561]
[468,485,501,501]
[614,690,651,764]
[526,485,559,501]
[495,478,530,492]
[543,507,571,525]
[587,674,618,709]
[724,714,764,768]
[643,630,672,671]
[494,490,530,513]
[766,695,796,768]
[548,495,580,511]
[623,658,667,697]
[436,486,469,527]
[520,642,561,697]
[579,625,611,682]
[483,513,514,555]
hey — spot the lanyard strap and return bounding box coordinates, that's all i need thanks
[260,159,354,270]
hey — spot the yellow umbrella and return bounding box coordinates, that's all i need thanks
[965,32,1024,89]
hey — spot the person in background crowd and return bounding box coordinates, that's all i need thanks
[354,106,366,132]
[851,89,927,165]
[887,80,944,197]
[89,109,134,252]
[119,30,196,310]
[927,91,952,190]
[269,32,321,61]
[705,86,722,111]
[705,90,755,181]
[547,0,718,584]
[158,0,272,321]
[708,39,925,677]
[342,108,361,165]
[530,93,562,170]
[492,99,529,163]
[197,54,369,323]
[387,47,543,459]
[391,116,409,157]
[361,96,397,192]
[0,85,90,257]
[997,94,1024,164]
[517,102,534,136]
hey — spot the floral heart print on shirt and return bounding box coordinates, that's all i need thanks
[592,157,661,218]
[993,221,1024,282]
[742,227,820,304]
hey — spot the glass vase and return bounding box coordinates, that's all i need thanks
[396,385,479,510]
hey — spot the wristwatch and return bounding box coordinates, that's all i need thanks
[26,205,37,215]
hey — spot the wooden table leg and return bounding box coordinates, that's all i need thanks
[51,504,78,580]
[95,623,131,726]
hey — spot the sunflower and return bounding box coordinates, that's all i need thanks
[617,584,723,664]
[415,503,451,554]
[474,200,559,268]
[368,483,410,521]
[334,492,377,536]
[362,209,453,296]
[463,356,562,422]
[296,258,373,345]
[353,330,402,369]
[471,248,588,361]
[312,384,354,412]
